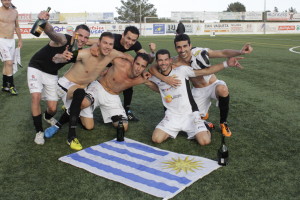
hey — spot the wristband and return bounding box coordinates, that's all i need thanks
[223,61,229,68]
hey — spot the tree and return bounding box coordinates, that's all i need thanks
[115,0,157,23]
[226,2,246,12]
[274,7,279,12]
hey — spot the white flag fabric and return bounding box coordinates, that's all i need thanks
[13,48,22,74]
[59,138,221,199]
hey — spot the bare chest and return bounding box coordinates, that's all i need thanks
[0,10,17,24]
[106,74,132,93]
[82,58,109,76]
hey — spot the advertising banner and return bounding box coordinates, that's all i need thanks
[153,24,165,34]
[15,22,300,38]
[18,14,31,23]
[166,24,176,34]
[204,23,230,32]
[288,13,300,21]
[220,12,245,20]
[267,12,289,21]
[106,24,126,34]
[245,12,262,20]
[59,13,87,23]
[87,12,114,23]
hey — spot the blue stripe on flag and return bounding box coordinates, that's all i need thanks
[70,153,179,193]
[99,143,155,162]
[84,148,191,185]
[111,140,168,156]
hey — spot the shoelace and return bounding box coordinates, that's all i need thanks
[222,124,230,131]
[73,139,80,144]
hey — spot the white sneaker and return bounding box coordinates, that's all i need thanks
[34,131,45,145]
[43,113,58,126]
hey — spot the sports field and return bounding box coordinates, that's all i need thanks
[1,34,299,199]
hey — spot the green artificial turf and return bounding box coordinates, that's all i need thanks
[0,34,299,200]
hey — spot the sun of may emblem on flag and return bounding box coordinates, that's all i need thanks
[162,156,204,174]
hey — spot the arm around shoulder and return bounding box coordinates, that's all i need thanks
[110,50,134,63]
[144,80,160,93]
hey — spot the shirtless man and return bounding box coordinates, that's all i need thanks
[89,26,156,121]
[0,0,22,95]
[80,53,151,131]
[52,32,128,150]
[45,53,151,141]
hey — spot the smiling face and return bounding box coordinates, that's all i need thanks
[131,56,148,78]
[157,54,171,74]
[1,0,11,9]
[74,29,90,48]
[98,36,114,56]
[175,40,192,60]
[121,31,139,50]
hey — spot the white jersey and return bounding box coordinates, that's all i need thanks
[149,65,198,115]
[190,47,212,83]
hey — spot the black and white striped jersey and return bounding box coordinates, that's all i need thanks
[190,47,212,82]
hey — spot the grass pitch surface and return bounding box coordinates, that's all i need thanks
[0,34,299,199]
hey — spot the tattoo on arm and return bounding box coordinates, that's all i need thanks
[44,23,67,45]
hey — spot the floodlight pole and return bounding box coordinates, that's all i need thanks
[139,2,142,34]
[263,0,266,34]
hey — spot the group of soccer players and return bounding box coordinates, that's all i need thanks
[1,2,253,151]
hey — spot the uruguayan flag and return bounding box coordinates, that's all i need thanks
[59,138,220,199]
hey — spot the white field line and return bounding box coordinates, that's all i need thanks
[289,46,300,54]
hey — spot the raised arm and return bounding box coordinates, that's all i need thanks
[137,42,156,64]
[193,57,244,76]
[208,43,253,58]
[38,11,67,46]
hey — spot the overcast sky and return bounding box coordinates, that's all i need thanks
[13,0,299,17]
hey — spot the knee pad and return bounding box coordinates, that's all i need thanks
[73,88,86,99]
[85,93,95,105]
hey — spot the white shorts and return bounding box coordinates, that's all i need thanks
[27,67,59,101]
[57,76,79,109]
[0,38,15,61]
[80,81,127,123]
[156,111,207,139]
[192,80,226,117]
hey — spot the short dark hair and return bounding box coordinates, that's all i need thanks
[174,34,191,47]
[156,49,171,60]
[134,53,150,66]
[124,26,140,38]
[99,32,114,41]
[75,24,90,33]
